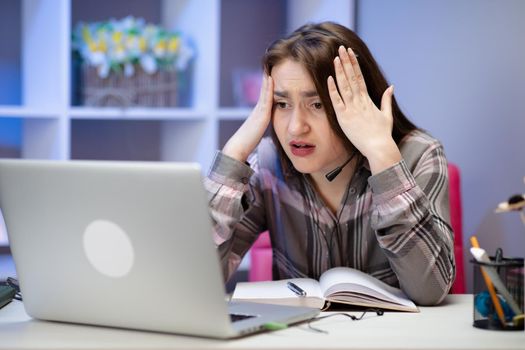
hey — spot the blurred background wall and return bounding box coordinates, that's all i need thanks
[0,0,523,292]
[357,0,525,291]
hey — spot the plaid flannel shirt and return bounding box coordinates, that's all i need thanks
[204,130,455,305]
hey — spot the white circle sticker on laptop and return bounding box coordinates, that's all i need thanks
[83,219,134,278]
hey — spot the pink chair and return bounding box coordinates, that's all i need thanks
[249,163,466,294]
[448,163,466,293]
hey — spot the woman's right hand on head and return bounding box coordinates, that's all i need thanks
[222,74,274,163]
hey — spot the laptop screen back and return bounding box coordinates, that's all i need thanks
[0,160,236,337]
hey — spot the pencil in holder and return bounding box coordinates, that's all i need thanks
[471,250,524,331]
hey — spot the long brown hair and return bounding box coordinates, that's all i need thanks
[262,22,417,176]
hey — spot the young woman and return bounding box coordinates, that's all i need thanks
[204,22,455,305]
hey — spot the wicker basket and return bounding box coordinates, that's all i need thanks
[81,65,177,107]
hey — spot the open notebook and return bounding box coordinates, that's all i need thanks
[232,267,419,312]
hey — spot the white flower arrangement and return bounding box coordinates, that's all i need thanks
[72,16,194,79]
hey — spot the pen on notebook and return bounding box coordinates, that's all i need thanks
[287,281,307,297]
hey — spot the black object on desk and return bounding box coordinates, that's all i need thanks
[0,284,16,309]
[471,250,524,331]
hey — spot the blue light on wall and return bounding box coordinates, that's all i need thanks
[0,0,22,151]
[0,119,22,147]
[0,61,22,149]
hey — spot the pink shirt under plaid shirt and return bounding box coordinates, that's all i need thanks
[204,130,456,305]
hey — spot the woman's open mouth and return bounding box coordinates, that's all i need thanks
[289,141,316,157]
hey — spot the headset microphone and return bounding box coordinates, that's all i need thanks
[325,152,356,182]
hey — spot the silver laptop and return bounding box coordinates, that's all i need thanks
[0,159,318,338]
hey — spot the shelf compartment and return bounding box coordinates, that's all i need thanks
[69,107,208,121]
[217,108,252,120]
[0,106,60,119]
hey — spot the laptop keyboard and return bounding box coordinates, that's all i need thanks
[229,313,256,322]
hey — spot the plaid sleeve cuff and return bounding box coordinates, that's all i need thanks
[208,151,254,192]
[368,159,417,203]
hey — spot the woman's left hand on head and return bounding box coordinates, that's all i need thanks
[327,46,401,174]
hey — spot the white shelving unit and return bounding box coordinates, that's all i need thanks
[0,0,354,247]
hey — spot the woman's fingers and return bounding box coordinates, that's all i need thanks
[333,45,368,106]
[338,46,360,96]
[334,56,352,105]
[347,47,367,94]
[264,75,273,110]
[327,75,345,112]
[256,74,274,115]
[258,74,268,107]
[381,85,394,120]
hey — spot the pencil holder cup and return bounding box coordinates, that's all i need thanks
[471,251,524,331]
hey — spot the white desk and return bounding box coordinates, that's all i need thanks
[0,295,523,350]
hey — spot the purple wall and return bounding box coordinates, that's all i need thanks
[358,0,525,292]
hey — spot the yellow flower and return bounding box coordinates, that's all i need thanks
[87,41,97,52]
[168,37,179,53]
[156,39,167,51]
[82,26,93,45]
[138,37,147,52]
[112,31,123,44]
[97,39,107,53]
[154,39,167,56]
